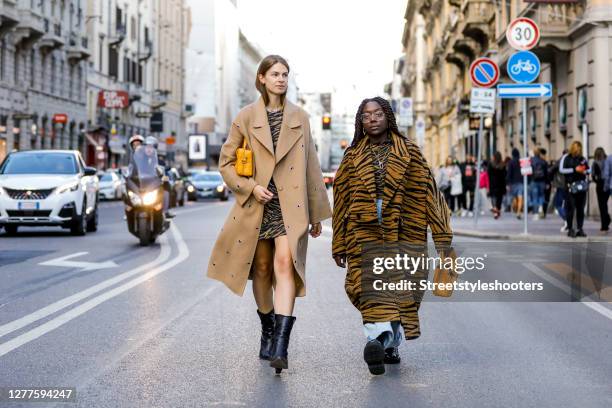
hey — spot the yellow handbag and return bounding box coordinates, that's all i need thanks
[432,247,458,297]
[235,137,253,177]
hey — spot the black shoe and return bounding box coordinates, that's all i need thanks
[257,309,275,360]
[363,339,385,375]
[567,229,577,238]
[384,347,401,364]
[165,212,175,219]
[576,229,587,237]
[269,314,296,373]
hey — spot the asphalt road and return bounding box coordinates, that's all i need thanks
[0,196,611,407]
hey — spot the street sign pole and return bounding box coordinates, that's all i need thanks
[522,98,528,235]
[473,114,484,227]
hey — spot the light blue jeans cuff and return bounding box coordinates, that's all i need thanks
[376,198,383,225]
[363,321,404,349]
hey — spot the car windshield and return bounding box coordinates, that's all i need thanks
[100,173,114,181]
[194,173,222,182]
[0,153,78,175]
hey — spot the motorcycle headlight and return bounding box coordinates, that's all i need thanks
[142,190,158,206]
[56,181,80,194]
[216,185,224,193]
[128,191,142,206]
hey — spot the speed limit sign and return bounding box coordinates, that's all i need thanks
[506,17,540,51]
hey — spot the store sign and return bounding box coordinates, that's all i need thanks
[53,114,68,124]
[98,90,129,109]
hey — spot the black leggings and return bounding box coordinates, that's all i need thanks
[596,188,610,230]
[490,193,504,211]
[565,191,587,231]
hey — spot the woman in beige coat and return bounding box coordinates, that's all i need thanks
[207,55,331,373]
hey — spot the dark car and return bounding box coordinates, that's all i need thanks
[191,171,228,201]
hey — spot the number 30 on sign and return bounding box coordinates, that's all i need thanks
[506,17,540,51]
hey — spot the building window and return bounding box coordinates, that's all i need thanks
[558,96,567,133]
[109,45,118,78]
[14,50,20,84]
[59,60,65,97]
[77,65,82,100]
[69,65,73,98]
[30,49,35,88]
[0,39,5,80]
[98,35,104,73]
[50,56,56,94]
[131,16,136,41]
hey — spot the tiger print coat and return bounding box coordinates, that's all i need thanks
[332,133,452,340]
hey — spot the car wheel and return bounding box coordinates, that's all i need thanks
[71,200,88,236]
[5,225,18,236]
[220,193,228,202]
[87,203,98,232]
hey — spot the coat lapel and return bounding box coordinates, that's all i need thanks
[251,97,274,157]
[275,101,303,164]
[352,137,377,202]
[382,133,411,211]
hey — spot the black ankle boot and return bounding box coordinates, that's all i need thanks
[269,314,296,373]
[257,309,275,360]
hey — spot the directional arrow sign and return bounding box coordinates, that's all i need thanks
[39,252,118,271]
[497,83,552,99]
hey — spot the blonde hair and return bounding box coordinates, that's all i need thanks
[569,141,582,157]
[255,55,290,106]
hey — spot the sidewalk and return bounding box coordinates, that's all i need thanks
[452,211,612,242]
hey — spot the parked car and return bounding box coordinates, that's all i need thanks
[191,171,228,201]
[167,167,187,207]
[0,150,99,235]
[98,170,124,200]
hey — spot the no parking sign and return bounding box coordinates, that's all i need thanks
[469,58,500,88]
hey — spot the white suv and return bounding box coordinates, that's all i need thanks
[0,150,99,236]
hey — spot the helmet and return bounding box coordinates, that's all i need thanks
[145,136,159,149]
[128,134,145,147]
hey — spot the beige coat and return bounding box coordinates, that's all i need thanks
[207,97,332,296]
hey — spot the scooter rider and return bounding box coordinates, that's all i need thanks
[144,136,175,219]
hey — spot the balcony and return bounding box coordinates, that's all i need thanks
[0,0,19,38]
[452,36,479,60]
[461,0,494,49]
[533,3,584,52]
[138,39,153,62]
[39,19,64,53]
[109,23,126,47]
[13,9,44,49]
[66,33,90,64]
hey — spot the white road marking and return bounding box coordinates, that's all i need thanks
[523,262,612,322]
[0,237,171,339]
[0,223,190,357]
[38,252,118,271]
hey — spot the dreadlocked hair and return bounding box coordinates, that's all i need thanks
[350,96,405,149]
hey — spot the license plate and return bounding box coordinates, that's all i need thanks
[18,201,39,210]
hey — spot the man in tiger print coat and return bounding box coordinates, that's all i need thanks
[332,97,453,375]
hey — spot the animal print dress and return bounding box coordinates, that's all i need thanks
[258,109,287,240]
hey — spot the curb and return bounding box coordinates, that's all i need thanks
[454,229,612,243]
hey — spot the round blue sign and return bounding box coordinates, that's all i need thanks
[507,51,540,84]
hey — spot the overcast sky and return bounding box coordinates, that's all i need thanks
[237,0,406,114]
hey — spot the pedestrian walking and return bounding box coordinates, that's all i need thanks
[529,147,548,219]
[488,151,506,219]
[477,160,490,215]
[603,149,612,231]
[459,156,477,216]
[549,150,568,231]
[593,147,610,232]
[438,156,461,213]
[540,148,552,217]
[332,97,453,376]
[207,55,332,374]
[560,141,590,237]
[506,148,524,219]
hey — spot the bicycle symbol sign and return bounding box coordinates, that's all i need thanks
[507,51,540,84]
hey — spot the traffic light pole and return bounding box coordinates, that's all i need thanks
[522,97,528,235]
[473,114,483,227]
